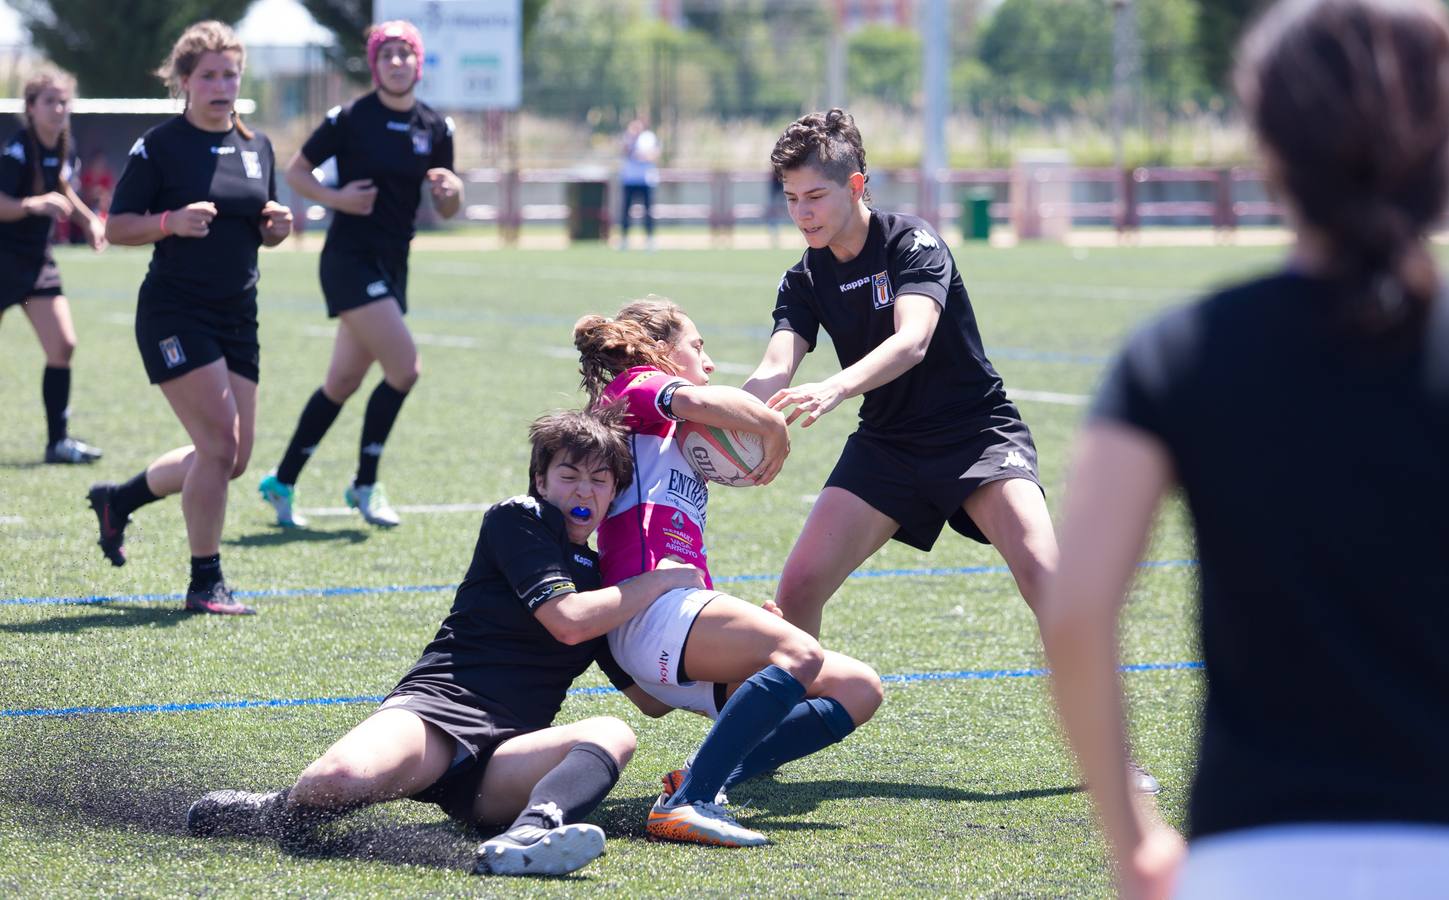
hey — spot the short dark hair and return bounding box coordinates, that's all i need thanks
[527,407,633,499]
[771,108,868,191]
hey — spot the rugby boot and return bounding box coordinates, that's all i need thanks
[184,582,256,616]
[646,796,766,847]
[258,472,308,528]
[344,481,400,528]
[46,436,102,464]
[476,822,607,876]
[86,482,128,567]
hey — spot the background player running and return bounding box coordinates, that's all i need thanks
[258,20,462,530]
[576,299,882,848]
[88,21,292,615]
[743,108,1157,792]
[189,409,708,877]
[0,68,107,465]
[1043,1,1449,896]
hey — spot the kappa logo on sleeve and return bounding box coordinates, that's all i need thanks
[910,228,939,251]
[326,105,342,123]
[159,336,187,369]
[4,142,25,163]
[128,138,147,159]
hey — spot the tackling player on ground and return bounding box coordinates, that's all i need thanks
[258,20,462,530]
[744,109,1157,792]
[575,299,882,848]
[189,409,707,877]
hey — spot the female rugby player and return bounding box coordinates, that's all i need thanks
[88,21,292,614]
[258,20,462,529]
[743,108,1157,793]
[190,409,707,877]
[1043,1,1449,896]
[576,298,883,848]
[0,68,107,464]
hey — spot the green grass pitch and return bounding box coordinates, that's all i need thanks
[0,237,1287,897]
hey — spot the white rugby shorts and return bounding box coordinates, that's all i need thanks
[608,586,723,719]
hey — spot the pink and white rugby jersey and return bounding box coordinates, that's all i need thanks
[597,366,713,588]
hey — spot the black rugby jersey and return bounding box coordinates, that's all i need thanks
[395,495,633,728]
[772,210,1008,447]
[110,116,276,305]
[1094,272,1449,839]
[300,92,454,252]
[0,128,76,258]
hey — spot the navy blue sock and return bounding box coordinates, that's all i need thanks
[671,664,805,807]
[724,697,856,789]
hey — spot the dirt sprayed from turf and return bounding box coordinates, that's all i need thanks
[0,718,478,870]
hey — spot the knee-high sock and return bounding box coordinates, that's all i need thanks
[42,365,69,445]
[507,742,621,830]
[671,664,805,807]
[276,388,343,486]
[724,696,856,789]
[355,381,409,486]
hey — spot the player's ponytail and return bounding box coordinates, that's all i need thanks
[1237,0,1449,338]
[573,296,688,404]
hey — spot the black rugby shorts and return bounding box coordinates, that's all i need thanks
[825,414,1044,551]
[319,242,409,318]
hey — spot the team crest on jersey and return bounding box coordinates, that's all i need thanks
[871,272,894,309]
[411,130,432,156]
[3,141,23,163]
[159,336,186,369]
[241,150,262,179]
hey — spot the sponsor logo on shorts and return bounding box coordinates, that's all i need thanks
[380,694,412,708]
[159,336,186,369]
[872,272,894,309]
[1002,449,1029,469]
[657,649,671,683]
[240,149,262,179]
[366,280,389,298]
[411,130,432,156]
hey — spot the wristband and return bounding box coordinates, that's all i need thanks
[159,210,171,236]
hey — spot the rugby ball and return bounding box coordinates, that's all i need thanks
[677,422,764,487]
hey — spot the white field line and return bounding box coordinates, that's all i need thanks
[299,502,492,517]
[0,515,24,525]
[1009,388,1090,406]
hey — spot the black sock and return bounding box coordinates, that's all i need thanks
[276,388,343,485]
[111,470,161,518]
[507,742,620,832]
[355,381,409,486]
[42,365,70,445]
[189,553,223,593]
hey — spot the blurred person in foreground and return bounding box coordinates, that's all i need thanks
[1040,1,1449,897]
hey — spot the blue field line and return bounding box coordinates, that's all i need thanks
[0,560,1198,607]
[0,661,1204,720]
[0,559,1198,608]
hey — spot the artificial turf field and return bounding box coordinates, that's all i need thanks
[0,237,1288,897]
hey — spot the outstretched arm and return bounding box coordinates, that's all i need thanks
[768,292,939,428]
[742,329,808,403]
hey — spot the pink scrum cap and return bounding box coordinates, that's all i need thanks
[367,20,424,85]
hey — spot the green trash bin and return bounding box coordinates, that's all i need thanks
[964,187,993,241]
[567,181,609,241]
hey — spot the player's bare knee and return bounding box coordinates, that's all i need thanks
[771,632,824,684]
[387,360,419,392]
[50,339,75,366]
[577,715,636,765]
[841,664,884,725]
[291,757,370,808]
[229,448,252,480]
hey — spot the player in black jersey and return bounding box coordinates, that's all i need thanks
[189,409,708,877]
[0,69,107,464]
[744,108,1158,793]
[1044,2,1449,895]
[87,22,292,615]
[257,20,463,530]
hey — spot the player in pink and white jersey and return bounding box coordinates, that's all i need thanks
[574,298,882,849]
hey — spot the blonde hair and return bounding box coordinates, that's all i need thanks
[156,21,252,139]
[572,296,688,404]
[21,68,76,196]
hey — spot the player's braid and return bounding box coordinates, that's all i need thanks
[1238,0,1449,333]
